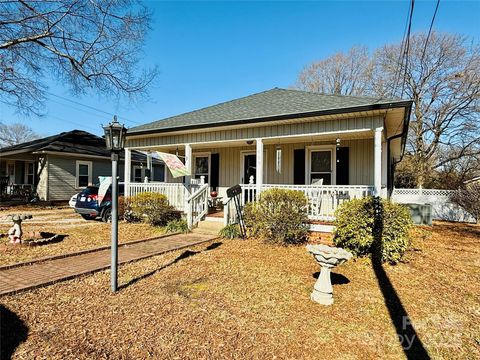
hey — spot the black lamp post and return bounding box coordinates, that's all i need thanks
[103,115,126,292]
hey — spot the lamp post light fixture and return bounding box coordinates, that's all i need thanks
[103,115,127,292]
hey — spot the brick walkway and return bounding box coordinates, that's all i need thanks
[0,233,217,296]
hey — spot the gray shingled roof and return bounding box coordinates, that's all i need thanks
[0,130,158,163]
[128,88,409,134]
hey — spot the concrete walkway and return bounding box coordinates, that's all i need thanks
[0,233,217,296]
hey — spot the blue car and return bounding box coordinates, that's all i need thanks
[74,183,124,222]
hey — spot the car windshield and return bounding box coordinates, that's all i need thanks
[80,186,98,195]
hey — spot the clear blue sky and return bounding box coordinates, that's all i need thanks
[1,0,479,136]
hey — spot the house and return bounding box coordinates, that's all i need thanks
[124,88,412,226]
[0,130,165,201]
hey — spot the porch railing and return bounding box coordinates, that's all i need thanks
[186,183,209,229]
[240,184,375,221]
[126,182,186,211]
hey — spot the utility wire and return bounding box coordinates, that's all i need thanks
[46,92,142,126]
[400,0,415,98]
[421,0,440,63]
[392,0,413,97]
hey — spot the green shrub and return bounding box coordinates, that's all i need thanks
[333,196,412,264]
[165,219,189,234]
[219,224,241,239]
[128,192,177,227]
[243,188,309,245]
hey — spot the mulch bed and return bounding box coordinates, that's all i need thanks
[1,221,478,359]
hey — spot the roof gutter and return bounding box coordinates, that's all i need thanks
[126,101,413,137]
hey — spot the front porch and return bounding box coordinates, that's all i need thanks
[124,128,385,227]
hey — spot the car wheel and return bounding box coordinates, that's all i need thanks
[102,208,112,223]
[81,214,95,220]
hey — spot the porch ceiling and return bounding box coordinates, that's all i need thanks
[134,128,374,151]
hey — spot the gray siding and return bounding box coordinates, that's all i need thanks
[47,155,126,201]
[163,138,375,198]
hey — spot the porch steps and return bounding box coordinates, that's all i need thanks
[192,219,224,236]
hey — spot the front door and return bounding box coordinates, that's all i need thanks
[243,154,256,184]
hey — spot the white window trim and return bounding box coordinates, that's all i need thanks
[24,161,35,185]
[239,150,268,184]
[305,145,336,185]
[76,160,92,189]
[193,152,211,183]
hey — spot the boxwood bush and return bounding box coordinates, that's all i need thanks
[243,188,309,245]
[333,197,412,264]
[127,192,178,227]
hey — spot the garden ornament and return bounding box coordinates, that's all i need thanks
[306,244,353,305]
[7,214,33,244]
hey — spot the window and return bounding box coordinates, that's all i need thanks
[76,161,92,188]
[307,147,335,185]
[133,166,143,182]
[25,162,34,185]
[153,164,165,182]
[194,154,210,183]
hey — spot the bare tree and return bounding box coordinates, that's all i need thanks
[450,183,480,223]
[372,32,480,187]
[0,122,40,147]
[295,46,373,96]
[295,32,480,187]
[0,0,157,115]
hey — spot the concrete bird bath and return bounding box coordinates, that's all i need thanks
[306,244,353,305]
[6,214,33,245]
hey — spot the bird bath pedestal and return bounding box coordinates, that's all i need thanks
[306,244,353,305]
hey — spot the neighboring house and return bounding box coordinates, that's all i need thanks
[0,130,165,201]
[124,88,412,226]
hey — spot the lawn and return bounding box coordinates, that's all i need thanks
[0,206,164,266]
[1,221,478,359]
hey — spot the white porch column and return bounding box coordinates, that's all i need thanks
[381,140,388,198]
[256,138,264,195]
[374,127,383,197]
[124,148,131,197]
[184,144,192,188]
[184,143,193,229]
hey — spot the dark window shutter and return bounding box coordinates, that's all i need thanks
[336,147,349,185]
[294,149,306,185]
[210,153,220,190]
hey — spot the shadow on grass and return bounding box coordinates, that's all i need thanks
[0,304,29,360]
[313,271,350,285]
[118,242,223,290]
[372,197,430,360]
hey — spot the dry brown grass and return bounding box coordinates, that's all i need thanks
[0,206,164,266]
[1,221,479,359]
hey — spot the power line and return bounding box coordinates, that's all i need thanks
[401,0,415,98]
[421,0,440,63]
[46,92,142,126]
[392,0,413,97]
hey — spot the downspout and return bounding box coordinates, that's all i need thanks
[386,104,413,197]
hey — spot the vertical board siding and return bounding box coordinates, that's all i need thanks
[126,116,384,148]
[164,139,374,198]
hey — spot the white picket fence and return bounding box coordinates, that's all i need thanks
[391,188,476,223]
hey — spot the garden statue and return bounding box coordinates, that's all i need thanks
[306,244,353,305]
[7,214,32,245]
